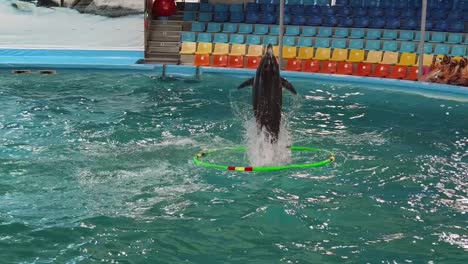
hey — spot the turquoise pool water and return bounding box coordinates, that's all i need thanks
[1,72,467,263]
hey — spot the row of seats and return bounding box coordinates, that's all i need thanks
[189,23,468,44]
[191,54,424,81]
[181,32,467,57]
[184,12,466,32]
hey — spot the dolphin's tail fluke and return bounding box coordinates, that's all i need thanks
[281,78,297,94]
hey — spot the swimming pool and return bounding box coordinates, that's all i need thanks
[1,72,467,263]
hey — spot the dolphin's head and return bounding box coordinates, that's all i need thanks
[259,44,278,73]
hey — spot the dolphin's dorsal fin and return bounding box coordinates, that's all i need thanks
[238,78,254,89]
[281,77,297,94]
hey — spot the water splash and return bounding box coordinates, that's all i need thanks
[244,118,292,167]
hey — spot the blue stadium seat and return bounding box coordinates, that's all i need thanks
[365,40,381,50]
[230,34,244,44]
[315,38,330,48]
[415,32,430,41]
[198,12,213,22]
[434,44,450,55]
[323,6,336,15]
[368,8,384,17]
[246,35,261,45]
[424,43,433,54]
[451,45,466,57]
[385,18,400,29]
[316,0,330,5]
[332,39,347,49]
[450,10,464,20]
[337,17,354,28]
[448,20,465,32]
[400,9,415,18]
[384,9,400,17]
[199,3,213,12]
[290,5,305,15]
[206,23,221,33]
[288,0,302,5]
[395,0,409,9]
[397,31,415,41]
[298,37,313,47]
[433,20,449,32]
[260,4,275,13]
[276,14,291,25]
[317,27,332,37]
[245,12,259,23]
[431,11,447,20]
[181,32,196,42]
[213,12,228,22]
[429,32,446,43]
[350,28,365,38]
[335,0,349,5]
[283,36,296,46]
[184,3,198,11]
[354,17,370,28]
[333,28,349,38]
[322,16,338,27]
[353,7,367,16]
[424,20,433,31]
[304,5,320,15]
[191,22,205,32]
[383,41,398,52]
[222,23,237,33]
[214,4,228,12]
[446,33,463,44]
[213,33,228,43]
[366,29,381,40]
[306,16,323,26]
[350,0,363,7]
[183,12,196,21]
[229,4,243,13]
[301,27,317,37]
[253,25,269,35]
[270,25,279,35]
[260,12,276,24]
[349,39,364,49]
[230,12,244,23]
[337,6,353,16]
[238,24,253,34]
[285,26,300,36]
[401,19,418,30]
[263,36,278,46]
[400,42,416,53]
[381,30,398,40]
[369,17,386,29]
[197,33,212,43]
[292,15,307,25]
[303,0,316,5]
[246,3,259,12]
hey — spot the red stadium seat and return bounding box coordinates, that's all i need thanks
[211,55,228,67]
[246,56,261,69]
[227,55,244,68]
[355,62,373,76]
[320,61,338,74]
[286,59,302,71]
[337,61,354,75]
[406,66,420,81]
[194,54,210,66]
[303,59,320,73]
[388,65,408,79]
[370,64,390,78]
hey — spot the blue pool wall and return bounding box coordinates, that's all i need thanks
[1,48,468,98]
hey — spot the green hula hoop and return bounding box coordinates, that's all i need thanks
[193,146,334,172]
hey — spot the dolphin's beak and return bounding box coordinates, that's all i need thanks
[266,44,273,57]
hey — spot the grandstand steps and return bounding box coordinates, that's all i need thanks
[144,19,183,64]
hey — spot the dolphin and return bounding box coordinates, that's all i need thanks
[238,44,297,142]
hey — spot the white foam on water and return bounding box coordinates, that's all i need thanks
[244,118,292,167]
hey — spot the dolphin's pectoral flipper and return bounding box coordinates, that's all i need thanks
[238,78,254,89]
[281,78,297,94]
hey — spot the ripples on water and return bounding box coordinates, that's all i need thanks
[0,73,467,263]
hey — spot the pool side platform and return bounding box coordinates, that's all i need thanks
[1,49,468,99]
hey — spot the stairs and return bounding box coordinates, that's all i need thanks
[144,10,185,65]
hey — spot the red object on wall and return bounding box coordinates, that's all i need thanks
[153,0,177,17]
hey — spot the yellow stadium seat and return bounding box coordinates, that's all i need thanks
[330,48,348,61]
[246,45,263,57]
[416,54,434,66]
[282,46,297,59]
[381,51,399,65]
[212,43,230,55]
[195,42,213,55]
[347,49,365,62]
[272,46,279,57]
[297,47,314,60]
[363,50,383,63]
[180,42,196,55]
[230,44,246,56]
[314,48,331,60]
[397,52,417,66]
